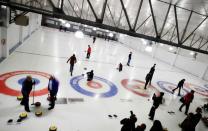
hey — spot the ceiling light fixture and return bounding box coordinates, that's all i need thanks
[75,30,84,39]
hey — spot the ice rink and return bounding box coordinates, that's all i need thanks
[0,27,207,131]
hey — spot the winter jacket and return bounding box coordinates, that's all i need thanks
[68,56,77,65]
[128,54,132,60]
[152,94,163,108]
[178,80,185,87]
[21,80,35,96]
[149,66,155,74]
[192,113,202,130]
[88,47,91,53]
[145,73,151,81]
[48,78,59,94]
[184,92,194,104]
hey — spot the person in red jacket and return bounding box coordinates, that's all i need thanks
[86,45,91,59]
[179,90,195,115]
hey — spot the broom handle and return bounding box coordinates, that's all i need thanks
[32,82,35,104]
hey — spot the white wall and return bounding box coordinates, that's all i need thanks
[118,35,208,81]
[7,23,20,50]
[6,12,41,52]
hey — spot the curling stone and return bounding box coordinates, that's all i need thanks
[178,122,182,127]
[84,67,87,70]
[17,96,23,101]
[35,110,42,117]
[47,96,51,101]
[19,113,27,119]
[35,102,41,107]
[7,119,13,124]
[49,126,57,131]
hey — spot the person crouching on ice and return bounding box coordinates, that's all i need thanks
[87,70,94,81]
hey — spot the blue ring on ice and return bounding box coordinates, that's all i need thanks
[204,84,208,89]
[70,75,118,98]
[157,81,189,97]
[18,78,40,85]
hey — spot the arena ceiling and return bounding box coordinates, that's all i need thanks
[1,0,208,54]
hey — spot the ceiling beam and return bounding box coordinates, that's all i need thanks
[86,0,99,22]
[120,0,133,31]
[182,16,208,44]
[149,0,159,37]
[100,0,108,23]
[180,11,193,42]
[159,3,171,36]
[174,5,180,44]
[136,15,151,32]
[1,1,208,55]
[133,0,143,30]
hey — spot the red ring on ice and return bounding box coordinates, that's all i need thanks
[121,79,160,98]
[0,71,50,97]
[87,81,102,89]
[184,83,208,97]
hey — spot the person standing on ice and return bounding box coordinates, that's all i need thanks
[48,75,59,110]
[144,72,152,89]
[93,36,96,43]
[127,52,132,66]
[148,92,164,120]
[149,64,156,85]
[172,79,185,96]
[179,90,194,115]
[20,75,36,112]
[86,45,91,59]
[67,54,77,76]
[118,63,123,72]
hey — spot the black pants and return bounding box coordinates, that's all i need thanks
[149,75,153,85]
[86,52,90,58]
[21,94,29,111]
[149,105,158,119]
[144,80,150,89]
[93,39,96,43]
[179,102,190,114]
[172,86,182,95]
[49,92,56,108]
[70,64,74,76]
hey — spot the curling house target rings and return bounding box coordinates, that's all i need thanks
[0,71,51,96]
[157,81,189,96]
[184,83,208,97]
[70,75,118,98]
[121,79,160,98]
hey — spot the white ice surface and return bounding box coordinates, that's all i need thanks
[0,27,207,131]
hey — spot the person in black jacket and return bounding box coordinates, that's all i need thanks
[191,107,202,131]
[150,120,164,131]
[172,79,185,96]
[144,72,152,89]
[148,92,164,120]
[118,63,123,72]
[20,75,35,112]
[135,123,146,131]
[87,70,94,81]
[127,52,132,66]
[149,64,156,85]
[67,54,77,76]
[120,111,137,131]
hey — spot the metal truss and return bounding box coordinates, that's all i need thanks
[1,0,208,54]
[9,8,28,24]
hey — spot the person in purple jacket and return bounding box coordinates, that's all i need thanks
[48,75,59,110]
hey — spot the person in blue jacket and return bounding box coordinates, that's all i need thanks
[48,75,59,110]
